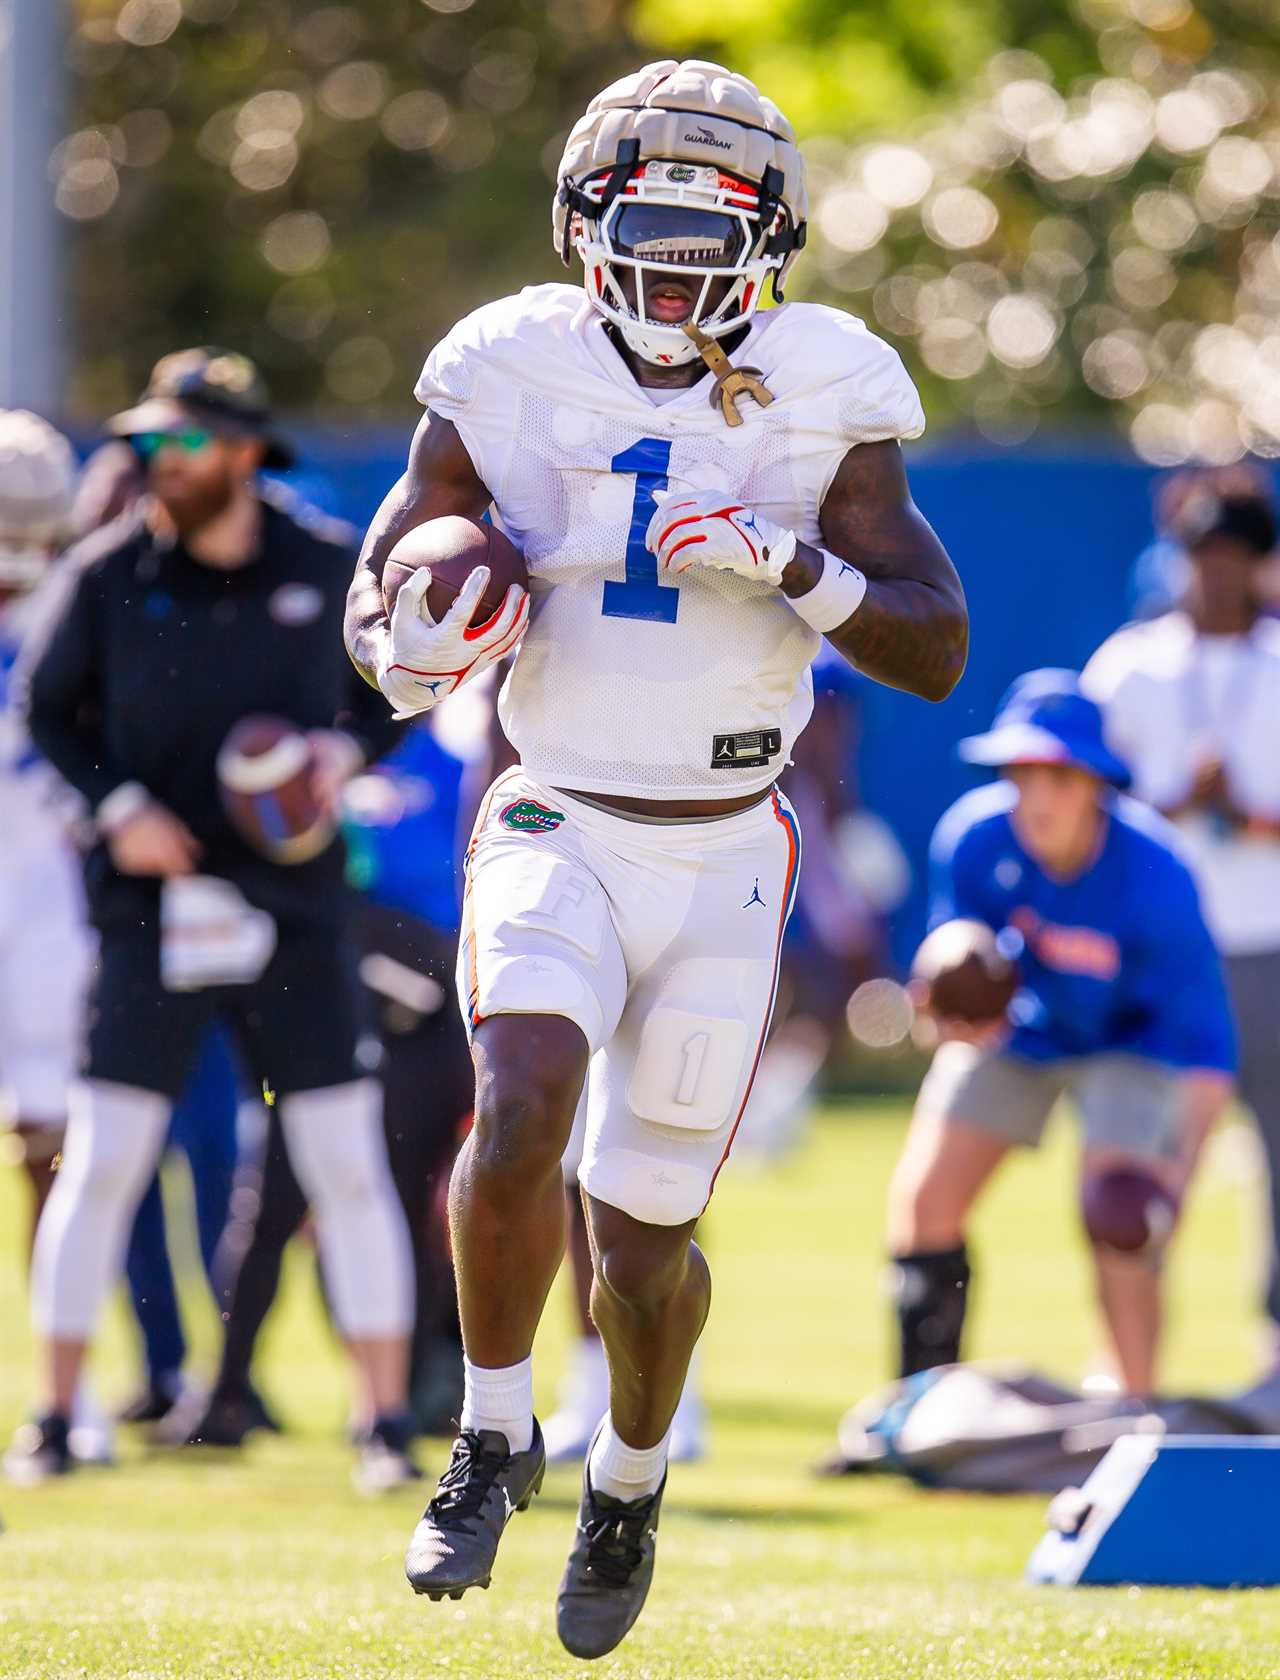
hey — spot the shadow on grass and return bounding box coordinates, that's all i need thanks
[708,1396,846,1434]
[531,1488,863,1526]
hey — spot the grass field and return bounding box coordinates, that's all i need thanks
[2,1098,1279,1679]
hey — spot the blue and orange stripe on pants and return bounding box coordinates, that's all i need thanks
[703,786,802,1209]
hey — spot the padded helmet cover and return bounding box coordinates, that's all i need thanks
[553,60,809,365]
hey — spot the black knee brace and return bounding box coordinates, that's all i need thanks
[886,1244,971,1378]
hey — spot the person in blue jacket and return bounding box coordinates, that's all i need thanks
[886,671,1236,1398]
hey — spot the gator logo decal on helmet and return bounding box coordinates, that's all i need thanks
[553,59,807,378]
[500,799,566,833]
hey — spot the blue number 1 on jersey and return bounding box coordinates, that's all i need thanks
[601,438,679,624]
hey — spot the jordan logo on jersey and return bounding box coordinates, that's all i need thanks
[499,799,566,834]
[710,728,782,770]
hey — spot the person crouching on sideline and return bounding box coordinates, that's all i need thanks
[1084,478,1280,1373]
[885,671,1235,1399]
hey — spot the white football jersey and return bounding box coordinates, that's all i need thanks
[415,284,924,799]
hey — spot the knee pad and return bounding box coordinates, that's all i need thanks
[581,1146,712,1227]
[1081,1166,1178,1256]
[627,1007,750,1135]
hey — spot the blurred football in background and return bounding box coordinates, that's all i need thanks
[382,516,527,627]
[217,714,335,865]
[911,917,1020,1024]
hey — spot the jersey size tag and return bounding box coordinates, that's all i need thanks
[709,728,782,770]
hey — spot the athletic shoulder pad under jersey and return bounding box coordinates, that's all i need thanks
[746,301,925,447]
[414,284,597,418]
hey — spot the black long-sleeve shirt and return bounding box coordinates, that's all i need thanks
[24,486,402,933]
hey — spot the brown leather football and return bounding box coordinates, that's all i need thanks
[910,918,1020,1024]
[216,714,334,865]
[382,516,528,628]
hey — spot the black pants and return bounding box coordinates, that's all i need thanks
[213,904,473,1401]
[88,920,372,1100]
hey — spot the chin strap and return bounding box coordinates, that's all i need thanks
[681,322,774,429]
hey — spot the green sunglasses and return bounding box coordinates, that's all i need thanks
[130,427,214,459]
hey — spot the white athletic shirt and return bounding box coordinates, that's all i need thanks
[1083,611,1280,954]
[415,284,924,799]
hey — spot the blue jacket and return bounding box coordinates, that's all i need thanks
[929,781,1236,1072]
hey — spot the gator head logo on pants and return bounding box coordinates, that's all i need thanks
[499,798,566,834]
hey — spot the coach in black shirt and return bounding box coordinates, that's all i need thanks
[14,350,417,1486]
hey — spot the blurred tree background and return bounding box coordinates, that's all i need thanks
[64,0,640,419]
[63,0,1280,461]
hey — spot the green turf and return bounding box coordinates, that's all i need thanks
[2,1100,1278,1678]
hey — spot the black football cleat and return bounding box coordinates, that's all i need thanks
[404,1421,545,1600]
[4,1414,73,1486]
[556,1456,666,1660]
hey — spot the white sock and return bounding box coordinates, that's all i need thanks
[588,1415,670,1501]
[460,1356,534,1453]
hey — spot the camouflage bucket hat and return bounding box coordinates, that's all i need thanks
[109,347,294,469]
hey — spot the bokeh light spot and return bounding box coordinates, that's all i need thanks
[260,212,331,275]
[923,187,999,250]
[116,0,182,48]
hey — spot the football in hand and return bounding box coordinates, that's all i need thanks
[217,714,335,865]
[910,918,1020,1025]
[382,516,528,628]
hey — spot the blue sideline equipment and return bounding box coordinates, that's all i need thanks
[1028,1433,1280,1588]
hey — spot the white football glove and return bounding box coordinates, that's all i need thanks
[645,488,797,587]
[376,564,529,718]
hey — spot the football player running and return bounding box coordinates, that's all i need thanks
[346,60,966,1658]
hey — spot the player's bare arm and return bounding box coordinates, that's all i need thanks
[784,439,967,703]
[344,410,489,689]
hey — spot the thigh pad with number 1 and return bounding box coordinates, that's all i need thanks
[628,1007,750,1134]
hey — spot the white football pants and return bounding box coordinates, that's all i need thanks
[460,769,801,1226]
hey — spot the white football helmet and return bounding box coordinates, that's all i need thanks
[0,409,77,589]
[554,60,808,368]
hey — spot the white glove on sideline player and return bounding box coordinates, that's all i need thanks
[645,489,797,587]
[376,564,529,717]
